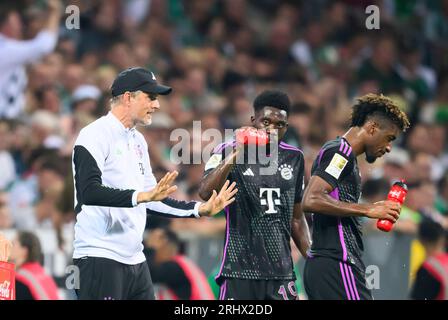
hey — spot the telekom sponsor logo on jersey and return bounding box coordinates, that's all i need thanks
[260,188,281,213]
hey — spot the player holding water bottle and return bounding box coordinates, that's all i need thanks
[199,90,311,300]
[302,94,410,300]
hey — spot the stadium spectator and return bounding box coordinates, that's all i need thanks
[0,192,13,230]
[410,220,448,300]
[144,226,214,300]
[0,120,16,190]
[10,231,60,300]
[0,0,61,119]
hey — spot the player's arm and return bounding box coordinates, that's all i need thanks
[138,140,237,218]
[198,144,240,201]
[146,180,237,218]
[302,176,400,220]
[291,203,311,258]
[291,156,311,258]
[200,127,262,200]
[302,146,400,220]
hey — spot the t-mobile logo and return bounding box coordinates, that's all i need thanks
[260,188,281,213]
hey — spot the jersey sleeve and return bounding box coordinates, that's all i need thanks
[203,153,223,177]
[294,154,305,203]
[146,199,201,218]
[73,128,136,209]
[312,145,354,189]
[203,141,235,177]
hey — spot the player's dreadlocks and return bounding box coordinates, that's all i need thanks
[350,93,410,132]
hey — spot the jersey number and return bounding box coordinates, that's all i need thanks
[278,282,297,300]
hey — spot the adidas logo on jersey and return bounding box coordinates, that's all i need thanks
[243,168,255,176]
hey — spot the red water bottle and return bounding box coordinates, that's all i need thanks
[235,128,269,146]
[0,261,15,300]
[376,180,408,232]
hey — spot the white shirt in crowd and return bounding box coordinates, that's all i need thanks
[0,31,58,119]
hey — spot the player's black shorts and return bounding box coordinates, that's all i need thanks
[218,278,298,300]
[73,256,154,300]
[303,256,373,300]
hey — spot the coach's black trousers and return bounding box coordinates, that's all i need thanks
[73,257,154,300]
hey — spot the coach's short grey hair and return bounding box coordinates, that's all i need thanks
[110,90,142,107]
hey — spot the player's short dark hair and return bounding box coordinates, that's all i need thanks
[350,93,410,132]
[18,231,44,265]
[418,219,445,245]
[253,90,290,114]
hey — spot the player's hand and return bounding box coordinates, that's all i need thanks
[365,200,401,222]
[139,171,178,203]
[0,233,12,262]
[198,180,238,217]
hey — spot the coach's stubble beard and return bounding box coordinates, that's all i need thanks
[135,114,152,127]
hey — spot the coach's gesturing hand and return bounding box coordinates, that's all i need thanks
[198,180,238,217]
[137,171,179,203]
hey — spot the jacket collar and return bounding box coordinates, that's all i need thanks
[106,112,136,135]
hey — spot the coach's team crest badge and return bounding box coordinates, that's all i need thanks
[279,164,293,180]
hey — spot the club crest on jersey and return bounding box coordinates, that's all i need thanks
[278,164,293,180]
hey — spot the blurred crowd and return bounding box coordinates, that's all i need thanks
[0,0,448,299]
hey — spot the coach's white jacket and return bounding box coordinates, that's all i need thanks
[72,112,200,264]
